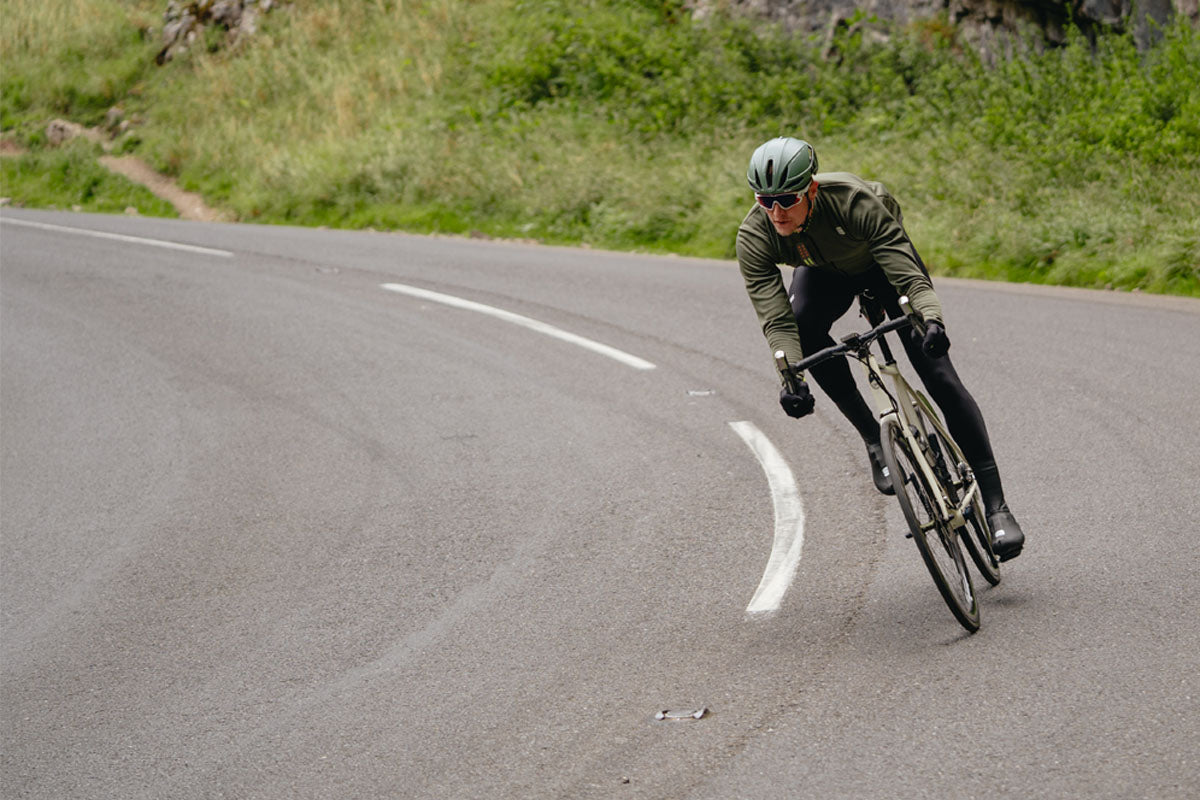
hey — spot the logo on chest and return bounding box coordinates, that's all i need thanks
[797,242,816,267]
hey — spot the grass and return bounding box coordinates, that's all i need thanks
[2,0,1197,295]
[1,0,160,131]
[0,142,177,217]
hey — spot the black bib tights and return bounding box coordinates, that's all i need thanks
[788,263,1008,515]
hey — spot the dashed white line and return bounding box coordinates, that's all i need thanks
[0,217,233,257]
[730,421,807,615]
[381,282,656,370]
[7,217,794,613]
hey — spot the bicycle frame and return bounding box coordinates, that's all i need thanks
[778,296,995,629]
[777,296,984,540]
[857,346,981,534]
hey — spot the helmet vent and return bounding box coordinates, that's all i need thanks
[747,137,817,195]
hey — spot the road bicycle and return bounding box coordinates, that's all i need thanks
[776,295,1000,632]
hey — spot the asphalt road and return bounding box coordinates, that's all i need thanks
[2,210,1198,799]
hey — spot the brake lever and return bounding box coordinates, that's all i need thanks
[774,350,800,394]
[899,295,927,337]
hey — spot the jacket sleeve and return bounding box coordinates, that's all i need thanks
[735,211,807,373]
[847,189,944,325]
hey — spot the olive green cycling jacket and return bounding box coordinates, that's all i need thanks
[735,171,944,369]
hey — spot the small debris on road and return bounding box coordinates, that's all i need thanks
[655,707,707,721]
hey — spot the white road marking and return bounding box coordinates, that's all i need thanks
[381,282,656,370]
[729,421,806,615]
[0,217,233,257]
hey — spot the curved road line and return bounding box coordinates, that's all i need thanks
[381,282,656,370]
[0,217,233,257]
[730,421,807,615]
[384,280,799,611]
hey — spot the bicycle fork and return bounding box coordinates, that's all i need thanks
[863,355,966,534]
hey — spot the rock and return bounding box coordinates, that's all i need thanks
[156,1,282,64]
[210,0,243,27]
[46,119,108,147]
[688,0,1198,52]
[46,119,86,146]
[104,107,125,133]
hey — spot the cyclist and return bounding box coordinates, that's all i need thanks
[736,136,1025,561]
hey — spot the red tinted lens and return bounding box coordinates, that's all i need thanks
[756,193,801,210]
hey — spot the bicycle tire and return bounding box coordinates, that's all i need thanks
[928,431,1001,586]
[881,417,980,632]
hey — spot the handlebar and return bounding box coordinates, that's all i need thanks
[776,294,925,381]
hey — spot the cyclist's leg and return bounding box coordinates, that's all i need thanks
[898,335,1025,559]
[788,266,877,442]
[791,267,894,495]
[900,334,1008,503]
[861,268,1008,514]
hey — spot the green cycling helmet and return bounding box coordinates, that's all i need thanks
[747,137,818,194]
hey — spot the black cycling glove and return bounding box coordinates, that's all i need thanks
[780,381,815,418]
[921,321,950,358]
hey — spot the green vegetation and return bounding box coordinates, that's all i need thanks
[0,142,177,217]
[2,0,1197,294]
[1,0,159,130]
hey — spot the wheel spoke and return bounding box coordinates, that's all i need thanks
[880,418,980,632]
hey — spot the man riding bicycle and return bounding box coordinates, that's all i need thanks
[735,136,1025,561]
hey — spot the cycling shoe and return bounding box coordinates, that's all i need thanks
[988,507,1025,562]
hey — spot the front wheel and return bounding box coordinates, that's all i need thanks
[928,431,1001,587]
[880,418,980,632]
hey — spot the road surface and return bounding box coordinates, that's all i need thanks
[3,210,1198,798]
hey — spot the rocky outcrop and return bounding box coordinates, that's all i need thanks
[156,0,282,65]
[45,119,102,147]
[690,0,1197,52]
[44,109,137,151]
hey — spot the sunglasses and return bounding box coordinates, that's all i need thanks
[755,192,804,210]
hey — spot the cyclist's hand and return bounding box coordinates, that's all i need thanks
[780,381,815,418]
[921,321,950,358]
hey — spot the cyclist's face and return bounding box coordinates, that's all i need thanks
[764,183,816,236]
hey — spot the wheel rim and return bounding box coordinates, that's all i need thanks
[885,420,979,630]
[930,432,1001,586]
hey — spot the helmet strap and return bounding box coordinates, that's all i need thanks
[795,183,818,234]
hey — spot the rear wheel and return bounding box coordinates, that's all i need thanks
[881,417,980,632]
